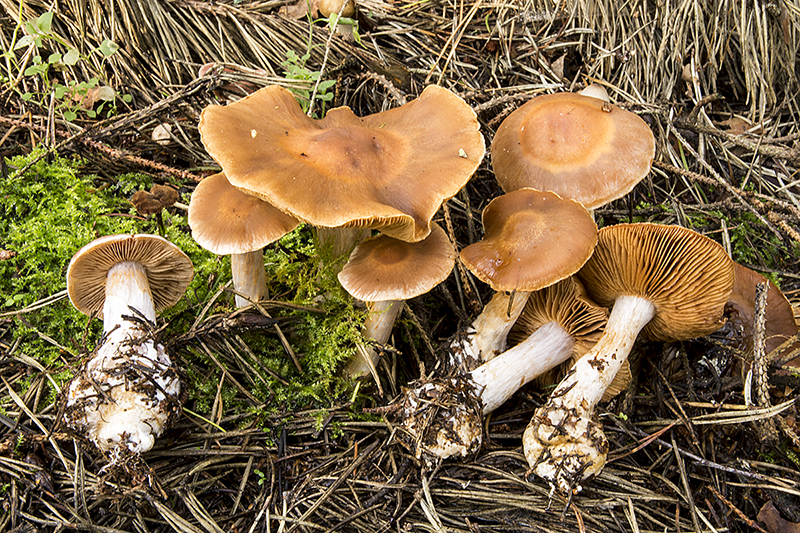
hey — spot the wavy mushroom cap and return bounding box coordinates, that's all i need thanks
[459,189,597,293]
[338,223,455,302]
[67,234,194,318]
[491,92,655,209]
[578,223,734,342]
[727,262,798,355]
[188,172,300,255]
[200,84,485,242]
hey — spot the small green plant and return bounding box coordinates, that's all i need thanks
[281,49,336,117]
[253,469,267,486]
[1,11,131,121]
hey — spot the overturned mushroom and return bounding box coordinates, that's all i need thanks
[188,172,300,307]
[63,234,193,457]
[524,223,734,492]
[338,223,455,378]
[199,84,484,244]
[399,276,608,464]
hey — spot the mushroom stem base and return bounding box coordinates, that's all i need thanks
[523,295,656,492]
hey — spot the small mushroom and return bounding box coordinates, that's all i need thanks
[452,188,597,365]
[399,276,608,464]
[524,223,734,492]
[188,172,300,308]
[63,234,193,456]
[199,84,485,244]
[491,90,655,209]
[338,223,455,378]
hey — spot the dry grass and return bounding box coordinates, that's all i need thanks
[1,0,800,531]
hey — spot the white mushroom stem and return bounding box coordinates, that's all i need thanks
[231,250,269,308]
[67,261,181,455]
[316,227,368,258]
[524,295,656,492]
[449,291,531,366]
[471,321,574,414]
[346,299,405,377]
[103,262,156,332]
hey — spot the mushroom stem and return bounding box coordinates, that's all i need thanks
[316,227,368,258]
[231,250,269,308]
[346,299,405,377]
[71,260,181,455]
[472,321,574,414]
[523,295,656,491]
[450,291,531,366]
[103,262,156,332]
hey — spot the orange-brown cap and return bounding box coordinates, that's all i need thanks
[337,223,455,302]
[727,262,798,355]
[188,172,300,255]
[459,189,597,292]
[199,84,485,242]
[578,223,734,342]
[67,234,194,317]
[491,92,655,209]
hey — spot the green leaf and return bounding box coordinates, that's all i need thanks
[21,92,33,101]
[63,48,79,65]
[24,64,45,77]
[122,94,132,103]
[47,52,62,65]
[14,35,35,50]
[86,110,97,118]
[35,12,54,34]
[98,39,119,57]
[318,79,336,92]
[96,86,115,101]
[62,109,77,122]
[53,84,68,99]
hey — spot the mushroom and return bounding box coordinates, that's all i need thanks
[726,262,799,362]
[198,84,485,245]
[63,234,194,456]
[452,188,597,365]
[188,172,300,308]
[523,223,734,492]
[338,223,456,377]
[317,0,357,38]
[399,276,608,464]
[491,90,655,209]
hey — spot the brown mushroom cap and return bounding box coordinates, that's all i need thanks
[199,84,485,242]
[337,223,455,302]
[491,92,655,209]
[459,189,597,292]
[151,184,179,207]
[727,262,798,354]
[130,191,164,216]
[318,0,355,17]
[577,223,734,342]
[188,172,300,255]
[67,234,194,318]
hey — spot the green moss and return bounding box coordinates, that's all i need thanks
[1,151,369,421]
[0,151,219,397]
